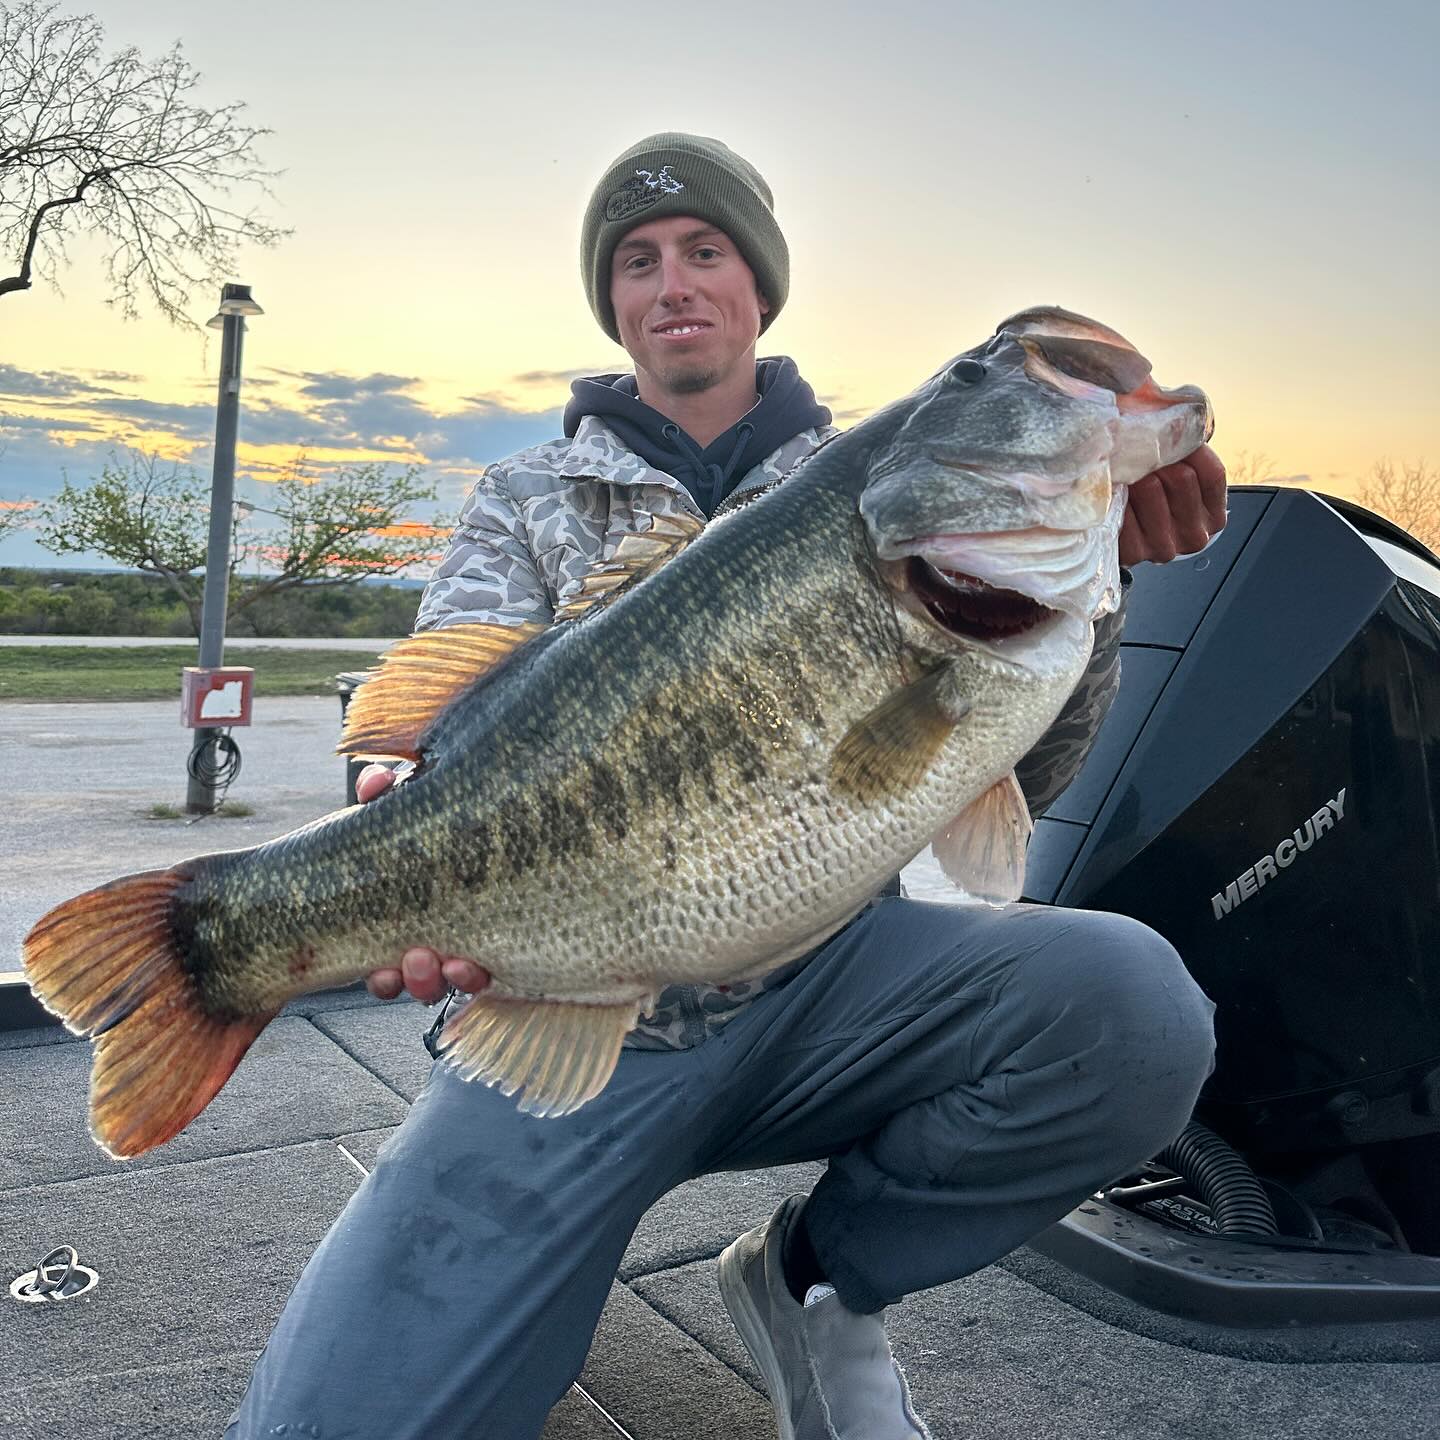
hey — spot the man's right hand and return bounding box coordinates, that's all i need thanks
[357,764,493,1003]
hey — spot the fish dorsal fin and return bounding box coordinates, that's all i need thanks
[828,666,972,803]
[931,770,1033,904]
[337,621,547,761]
[554,511,704,623]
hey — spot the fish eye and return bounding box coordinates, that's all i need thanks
[948,358,987,385]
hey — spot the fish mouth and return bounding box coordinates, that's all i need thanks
[905,557,1061,641]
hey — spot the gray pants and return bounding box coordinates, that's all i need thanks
[228,899,1215,1440]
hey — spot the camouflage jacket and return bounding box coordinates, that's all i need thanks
[416,413,1126,1050]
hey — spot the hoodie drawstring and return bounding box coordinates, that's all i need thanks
[565,359,830,517]
[718,422,755,488]
[660,420,757,514]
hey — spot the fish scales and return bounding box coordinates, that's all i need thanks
[22,305,1214,1152]
[183,467,921,1016]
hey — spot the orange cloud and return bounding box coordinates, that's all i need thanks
[370,521,451,539]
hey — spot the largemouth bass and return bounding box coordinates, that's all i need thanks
[23,307,1212,1158]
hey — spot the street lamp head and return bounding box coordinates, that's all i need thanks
[206,282,264,328]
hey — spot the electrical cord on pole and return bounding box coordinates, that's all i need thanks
[185,728,242,821]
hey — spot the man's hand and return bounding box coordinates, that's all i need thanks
[1119,444,1227,567]
[356,763,492,1003]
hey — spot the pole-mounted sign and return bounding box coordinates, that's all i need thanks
[181,666,255,728]
[187,283,263,813]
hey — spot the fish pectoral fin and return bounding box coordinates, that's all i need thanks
[554,511,705,623]
[337,621,548,762]
[828,665,970,803]
[438,994,640,1118]
[930,770,1033,905]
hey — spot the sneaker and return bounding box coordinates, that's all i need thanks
[717,1195,930,1440]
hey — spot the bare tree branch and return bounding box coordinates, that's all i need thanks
[1359,459,1440,552]
[0,2,287,324]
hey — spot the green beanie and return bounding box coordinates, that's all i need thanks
[581,132,789,342]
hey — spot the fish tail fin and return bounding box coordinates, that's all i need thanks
[22,868,271,1159]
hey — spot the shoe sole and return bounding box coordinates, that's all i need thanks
[717,1239,800,1440]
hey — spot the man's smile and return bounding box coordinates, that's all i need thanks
[652,321,713,339]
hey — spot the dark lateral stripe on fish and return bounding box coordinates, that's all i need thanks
[22,867,274,1158]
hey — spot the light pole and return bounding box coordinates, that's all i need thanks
[186,282,264,813]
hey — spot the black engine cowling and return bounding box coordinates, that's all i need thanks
[1025,485,1440,1158]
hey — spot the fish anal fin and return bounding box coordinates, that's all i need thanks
[439,993,641,1118]
[554,512,704,623]
[931,770,1033,905]
[828,667,971,803]
[337,621,547,761]
[22,868,276,1158]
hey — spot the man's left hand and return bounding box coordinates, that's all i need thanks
[1119,444,1227,567]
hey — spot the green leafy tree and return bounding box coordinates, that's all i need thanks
[0,499,31,537]
[36,450,441,635]
[0,2,286,323]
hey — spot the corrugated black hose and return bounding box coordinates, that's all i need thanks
[1157,1120,1280,1236]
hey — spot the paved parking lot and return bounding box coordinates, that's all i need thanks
[1,694,360,962]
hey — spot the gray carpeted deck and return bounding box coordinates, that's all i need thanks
[5,1001,1438,1440]
[5,697,1437,1438]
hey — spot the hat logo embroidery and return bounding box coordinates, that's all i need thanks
[637,165,684,194]
[605,165,686,222]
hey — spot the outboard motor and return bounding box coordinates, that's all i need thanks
[1020,485,1440,1355]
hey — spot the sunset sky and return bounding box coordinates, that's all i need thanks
[1,0,1436,570]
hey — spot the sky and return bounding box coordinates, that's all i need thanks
[1,0,1436,570]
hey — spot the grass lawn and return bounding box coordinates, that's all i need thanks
[0,646,386,702]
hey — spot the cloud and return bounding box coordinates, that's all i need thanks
[509,365,619,386]
[1,414,103,435]
[93,397,217,437]
[232,401,356,449]
[245,371,564,465]
[421,397,563,465]
[292,371,423,401]
[0,364,120,400]
[0,428,118,505]
[816,392,873,426]
[0,368,573,567]
[242,370,442,452]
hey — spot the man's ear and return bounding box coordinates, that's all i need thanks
[757,289,771,318]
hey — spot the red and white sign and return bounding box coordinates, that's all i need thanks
[181,667,254,728]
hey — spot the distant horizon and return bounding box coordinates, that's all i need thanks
[0,559,430,588]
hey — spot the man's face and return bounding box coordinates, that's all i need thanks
[609,215,770,398]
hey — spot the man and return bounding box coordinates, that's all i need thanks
[230,133,1224,1440]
